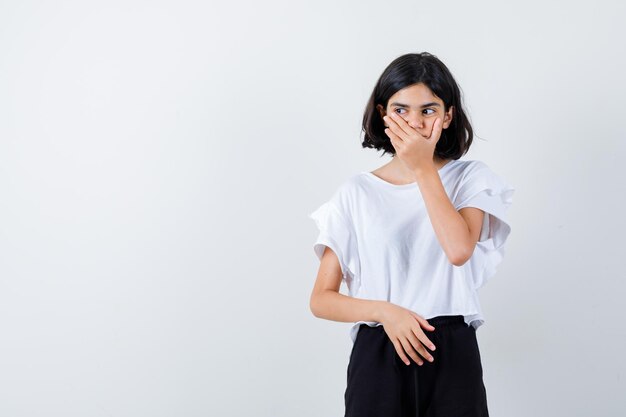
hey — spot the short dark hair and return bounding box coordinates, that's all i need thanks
[361,52,473,159]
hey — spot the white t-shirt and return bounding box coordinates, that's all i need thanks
[309,159,515,346]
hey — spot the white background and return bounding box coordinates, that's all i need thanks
[1,1,624,416]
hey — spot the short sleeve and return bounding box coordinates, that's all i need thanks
[309,200,361,291]
[453,161,515,289]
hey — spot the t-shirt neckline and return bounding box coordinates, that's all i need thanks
[362,159,457,189]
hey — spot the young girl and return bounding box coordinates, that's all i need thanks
[309,52,515,417]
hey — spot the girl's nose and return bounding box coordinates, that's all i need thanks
[406,113,424,129]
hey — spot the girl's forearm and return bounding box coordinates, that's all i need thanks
[310,290,388,323]
[414,165,472,265]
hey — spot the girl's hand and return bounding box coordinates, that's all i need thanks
[383,112,443,173]
[379,302,437,366]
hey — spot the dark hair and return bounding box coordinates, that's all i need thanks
[361,52,473,159]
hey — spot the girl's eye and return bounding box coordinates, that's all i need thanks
[394,108,405,114]
[423,108,435,115]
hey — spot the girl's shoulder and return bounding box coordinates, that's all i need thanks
[328,173,366,206]
[327,172,370,197]
[451,158,489,174]
[313,173,362,213]
[448,159,506,184]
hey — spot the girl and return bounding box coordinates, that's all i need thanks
[309,52,515,417]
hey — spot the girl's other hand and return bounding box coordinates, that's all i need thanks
[379,302,437,366]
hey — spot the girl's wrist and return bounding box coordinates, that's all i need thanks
[374,300,390,323]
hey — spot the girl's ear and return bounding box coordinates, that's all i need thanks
[443,105,454,129]
[376,104,386,119]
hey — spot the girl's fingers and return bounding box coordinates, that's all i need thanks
[387,112,414,137]
[390,112,430,140]
[418,333,436,354]
[406,331,435,363]
[410,313,436,351]
[411,311,435,330]
[429,118,442,140]
[386,130,403,153]
[385,126,404,144]
[383,117,401,138]
[410,325,436,353]
[398,337,423,366]
[391,338,411,366]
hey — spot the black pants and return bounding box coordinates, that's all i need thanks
[344,315,489,417]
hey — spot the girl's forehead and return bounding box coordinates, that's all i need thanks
[388,83,442,105]
[394,83,436,98]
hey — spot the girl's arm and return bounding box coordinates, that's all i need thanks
[310,246,438,365]
[309,246,386,323]
[414,165,484,266]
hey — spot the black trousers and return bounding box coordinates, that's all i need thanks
[344,315,489,417]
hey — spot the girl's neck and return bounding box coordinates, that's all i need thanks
[389,155,449,174]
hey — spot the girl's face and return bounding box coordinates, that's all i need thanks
[376,83,454,137]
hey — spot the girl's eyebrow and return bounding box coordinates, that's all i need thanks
[390,102,441,108]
